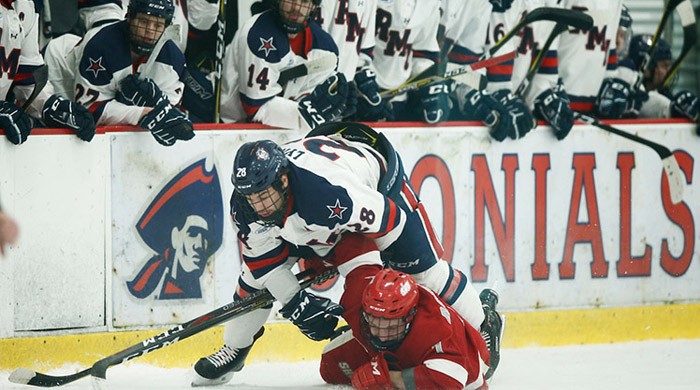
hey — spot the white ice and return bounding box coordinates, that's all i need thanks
[2,339,699,389]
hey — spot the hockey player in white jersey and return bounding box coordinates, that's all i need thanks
[1,0,96,145]
[314,0,393,121]
[191,122,502,385]
[43,0,194,146]
[219,0,356,131]
[372,0,450,124]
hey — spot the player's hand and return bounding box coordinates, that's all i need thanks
[117,74,168,107]
[351,353,400,390]
[42,95,96,142]
[353,68,394,121]
[417,79,452,124]
[595,78,631,119]
[139,101,195,146]
[279,289,343,341]
[492,89,537,141]
[534,86,574,140]
[670,90,699,122]
[298,73,351,129]
[0,100,33,145]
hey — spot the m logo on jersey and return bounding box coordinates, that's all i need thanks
[0,46,21,79]
[327,199,348,219]
[86,57,106,78]
[376,8,412,57]
[127,159,224,300]
[258,37,277,57]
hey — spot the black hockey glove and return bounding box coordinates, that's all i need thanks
[353,67,394,121]
[139,101,195,146]
[533,86,574,140]
[117,74,168,107]
[0,100,33,145]
[489,0,515,12]
[670,90,699,122]
[595,78,631,119]
[42,95,96,142]
[298,73,350,129]
[492,89,537,141]
[279,289,344,341]
[417,79,452,124]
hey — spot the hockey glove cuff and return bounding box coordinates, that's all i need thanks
[0,100,33,145]
[42,95,96,142]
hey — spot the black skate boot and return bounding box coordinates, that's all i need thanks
[191,327,265,387]
[479,289,505,380]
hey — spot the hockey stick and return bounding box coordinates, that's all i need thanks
[661,0,697,89]
[9,268,340,387]
[573,112,685,204]
[213,0,228,123]
[138,24,181,80]
[277,55,338,86]
[21,65,49,112]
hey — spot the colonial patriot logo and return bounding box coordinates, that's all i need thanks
[127,159,224,300]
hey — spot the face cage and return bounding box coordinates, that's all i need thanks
[235,180,289,227]
[617,28,633,60]
[128,14,167,55]
[275,0,316,34]
[360,308,416,351]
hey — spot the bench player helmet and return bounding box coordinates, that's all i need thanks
[127,0,175,55]
[232,140,290,226]
[360,269,419,351]
[272,0,322,34]
[626,34,672,72]
[617,5,634,59]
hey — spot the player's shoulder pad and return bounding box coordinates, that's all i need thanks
[78,21,131,86]
[288,165,353,228]
[308,21,339,55]
[154,40,186,77]
[245,10,291,64]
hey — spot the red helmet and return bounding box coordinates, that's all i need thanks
[360,269,419,350]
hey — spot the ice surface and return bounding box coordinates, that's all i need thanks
[2,339,699,389]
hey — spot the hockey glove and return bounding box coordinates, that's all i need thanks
[139,101,195,146]
[595,78,631,119]
[489,0,515,12]
[117,74,168,107]
[492,89,537,141]
[0,100,33,145]
[533,87,574,140]
[417,79,452,124]
[298,73,351,129]
[353,68,394,121]
[670,90,699,122]
[351,352,400,390]
[279,289,344,341]
[42,95,96,142]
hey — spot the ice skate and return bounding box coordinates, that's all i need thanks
[479,289,505,380]
[191,327,265,387]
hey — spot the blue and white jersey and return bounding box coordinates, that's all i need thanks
[49,20,186,126]
[231,135,404,280]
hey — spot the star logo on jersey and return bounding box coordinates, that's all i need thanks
[86,57,106,78]
[258,37,277,57]
[326,199,348,220]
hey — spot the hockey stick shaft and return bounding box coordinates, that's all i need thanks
[661,0,697,88]
[9,268,340,387]
[573,112,685,204]
[138,24,181,80]
[213,0,228,123]
[21,65,49,112]
[277,55,338,86]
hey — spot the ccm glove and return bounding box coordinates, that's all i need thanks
[533,87,574,140]
[0,100,33,145]
[417,79,451,124]
[670,90,699,121]
[595,78,631,119]
[42,95,96,142]
[139,101,195,146]
[353,68,393,121]
[279,289,344,341]
[351,352,400,390]
[298,73,351,129]
[492,89,536,141]
[117,74,168,107]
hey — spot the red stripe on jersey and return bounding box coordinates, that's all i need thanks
[236,284,252,299]
[488,63,513,75]
[416,203,445,259]
[571,101,594,112]
[246,245,290,273]
[241,100,261,117]
[540,56,558,69]
[364,198,399,239]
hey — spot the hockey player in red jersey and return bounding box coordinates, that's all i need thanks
[320,267,493,390]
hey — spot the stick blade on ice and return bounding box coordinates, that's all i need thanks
[662,155,685,204]
[8,367,36,384]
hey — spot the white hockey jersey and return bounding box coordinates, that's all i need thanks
[0,0,54,120]
[557,0,623,112]
[484,0,527,92]
[315,0,377,79]
[373,0,440,91]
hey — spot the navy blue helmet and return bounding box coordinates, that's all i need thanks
[626,34,672,71]
[232,140,289,195]
[127,0,175,55]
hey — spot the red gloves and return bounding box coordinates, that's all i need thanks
[351,353,400,390]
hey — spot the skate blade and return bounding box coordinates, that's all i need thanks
[191,372,234,387]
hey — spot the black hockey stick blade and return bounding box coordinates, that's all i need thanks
[9,268,339,387]
[20,65,49,112]
[574,112,685,204]
[662,0,697,88]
